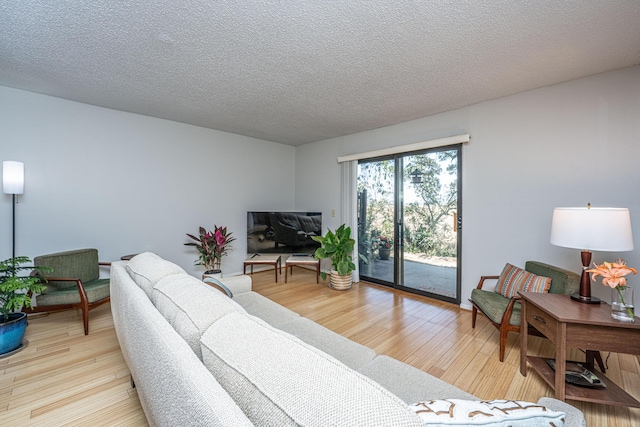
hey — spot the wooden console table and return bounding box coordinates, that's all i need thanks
[243,255,282,282]
[519,292,640,407]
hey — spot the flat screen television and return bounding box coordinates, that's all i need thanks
[247,211,322,255]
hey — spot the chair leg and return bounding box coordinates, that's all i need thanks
[499,327,508,362]
[471,306,477,328]
[82,307,89,335]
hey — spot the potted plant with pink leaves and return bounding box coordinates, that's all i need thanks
[185,226,237,277]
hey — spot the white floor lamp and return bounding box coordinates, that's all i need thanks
[3,161,25,258]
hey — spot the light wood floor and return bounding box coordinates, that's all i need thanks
[1,268,639,426]
[0,304,147,426]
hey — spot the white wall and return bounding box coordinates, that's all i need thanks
[0,86,296,277]
[2,66,638,307]
[295,66,640,308]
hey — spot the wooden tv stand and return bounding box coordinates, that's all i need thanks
[519,292,640,407]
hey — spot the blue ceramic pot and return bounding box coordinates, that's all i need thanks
[0,312,27,355]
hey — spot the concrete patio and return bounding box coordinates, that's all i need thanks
[359,256,457,299]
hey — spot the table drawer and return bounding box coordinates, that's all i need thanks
[526,303,557,341]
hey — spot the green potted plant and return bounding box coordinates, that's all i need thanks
[312,224,359,290]
[376,235,392,260]
[185,225,236,278]
[0,257,48,355]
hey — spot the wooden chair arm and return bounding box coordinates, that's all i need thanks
[500,295,521,325]
[39,277,89,308]
[41,277,84,283]
[476,275,500,289]
[99,262,112,266]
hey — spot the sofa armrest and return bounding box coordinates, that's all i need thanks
[219,275,252,295]
[537,397,586,427]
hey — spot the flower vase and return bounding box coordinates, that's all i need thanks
[611,286,635,322]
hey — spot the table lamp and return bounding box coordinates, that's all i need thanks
[550,204,634,304]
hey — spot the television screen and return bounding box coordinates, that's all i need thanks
[247,211,322,255]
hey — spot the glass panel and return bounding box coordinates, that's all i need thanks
[357,147,460,304]
[357,159,394,284]
[401,150,458,299]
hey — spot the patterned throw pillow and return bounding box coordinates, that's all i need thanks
[408,399,565,426]
[494,263,551,298]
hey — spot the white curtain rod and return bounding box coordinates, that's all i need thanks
[337,133,470,163]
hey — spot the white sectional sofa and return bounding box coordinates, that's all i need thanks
[110,252,585,426]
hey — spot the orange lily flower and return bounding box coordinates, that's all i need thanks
[587,258,638,289]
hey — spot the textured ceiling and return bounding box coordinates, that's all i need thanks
[1,1,639,146]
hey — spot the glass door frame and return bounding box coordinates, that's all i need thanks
[358,145,462,305]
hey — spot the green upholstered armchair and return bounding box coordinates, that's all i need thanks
[25,248,111,335]
[469,261,580,362]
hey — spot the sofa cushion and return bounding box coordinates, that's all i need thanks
[125,252,186,299]
[408,399,565,426]
[36,278,110,305]
[35,248,100,290]
[494,263,551,298]
[470,288,521,326]
[109,262,254,426]
[278,316,376,370]
[525,261,580,295]
[153,274,246,359]
[232,291,300,327]
[357,355,477,403]
[200,312,424,427]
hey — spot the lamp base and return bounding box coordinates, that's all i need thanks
[571,293,601,304]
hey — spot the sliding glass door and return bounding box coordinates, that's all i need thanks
[357,146,461,304]
[357,159,395,283]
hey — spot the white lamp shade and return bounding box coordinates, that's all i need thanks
[550,207,634,252]
[3,161,24,195]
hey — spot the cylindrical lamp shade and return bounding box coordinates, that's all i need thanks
[550,207,634,252]
[3,161,24,195]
